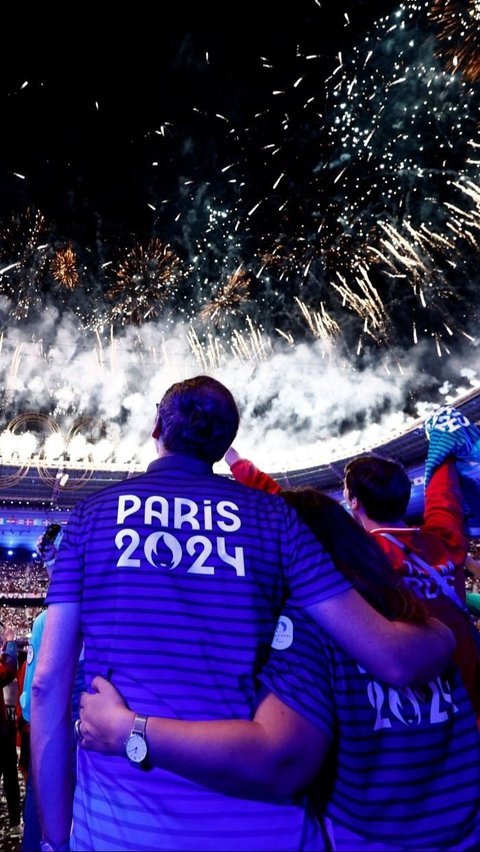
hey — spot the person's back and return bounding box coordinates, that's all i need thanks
[260,604,480,851]
[343,453,480,718]
[42,376,347,852]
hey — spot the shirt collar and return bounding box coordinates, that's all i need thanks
[146,453,213,476]
[371,526,420,534]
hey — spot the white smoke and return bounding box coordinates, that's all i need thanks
[1,309,479,475]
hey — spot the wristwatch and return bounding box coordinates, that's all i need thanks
[124,713,149,766]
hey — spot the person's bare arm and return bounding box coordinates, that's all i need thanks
[304,588,455,687]
[31,602,82,849]
[79,677,329,800]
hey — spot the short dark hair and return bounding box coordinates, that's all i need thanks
[157,375,240,463]
[344,454,412,523]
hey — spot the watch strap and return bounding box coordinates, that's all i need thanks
[131,713,148,737]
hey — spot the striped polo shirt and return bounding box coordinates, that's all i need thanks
[47,453,350,851]
[260,607,480,852]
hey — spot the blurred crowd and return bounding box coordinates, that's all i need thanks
[0,560,49,643]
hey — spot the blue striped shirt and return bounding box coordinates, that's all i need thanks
[260,607,480,851]
[48,454,349,851]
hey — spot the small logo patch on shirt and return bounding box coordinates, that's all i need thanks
[271,615,293,650]
[26,644,34,665]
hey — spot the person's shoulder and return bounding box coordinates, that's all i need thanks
[74,469,153,510]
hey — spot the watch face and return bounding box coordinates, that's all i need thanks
[125,732,147,763]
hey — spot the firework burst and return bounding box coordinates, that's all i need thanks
[0,207,50,320]
[50,243,80,290]
[199,265,252,327]
[1,3,480,374]
[105,239,182,326]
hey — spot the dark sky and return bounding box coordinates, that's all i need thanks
[0,1,397,241]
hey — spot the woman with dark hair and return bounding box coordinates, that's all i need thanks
[77,453,480,851]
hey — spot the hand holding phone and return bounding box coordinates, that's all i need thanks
[38,522,62,561]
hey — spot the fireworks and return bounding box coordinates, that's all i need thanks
[294,297,342,354]
[198,266,252,326]
[105,239,182,326]
[0,208,49,319]
[429,0,480,81]
[0,2,479,395]
[50,244,80,290]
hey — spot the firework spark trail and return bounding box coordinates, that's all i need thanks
[330,272,388,342]
[0,208,50,319]
[295,296,341,352]
[198,266,251,326]
[230,317,272,364]
[187,326,226,372]
[428,0,480,81]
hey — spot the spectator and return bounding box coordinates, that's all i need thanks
[343,450,480,719]
[31,375,453,852]
[465,552,480,619]
[0,622,21,838]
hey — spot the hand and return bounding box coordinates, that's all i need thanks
[78,676,134,755]
[224,446,241,466]
[3,626,14,642]
[36,535,58,563]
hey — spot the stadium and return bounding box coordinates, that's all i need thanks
[2,383,480,628]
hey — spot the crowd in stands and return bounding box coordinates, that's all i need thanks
[0,560,49,598]
[0,560,48,643]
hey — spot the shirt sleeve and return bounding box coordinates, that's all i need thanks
[280,501,352,607]
[230,458,351,605]
[45,502,85,604]
[423,459,468,564]
[2,640,18,670]
[258,608,334,739]
[230,459,283,494]
[20,610,46,723]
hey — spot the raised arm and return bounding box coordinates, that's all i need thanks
[225,446,282,494]
[423,459,468,563]
[78,676,329,800]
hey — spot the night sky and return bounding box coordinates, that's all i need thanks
[0,2,390,242]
